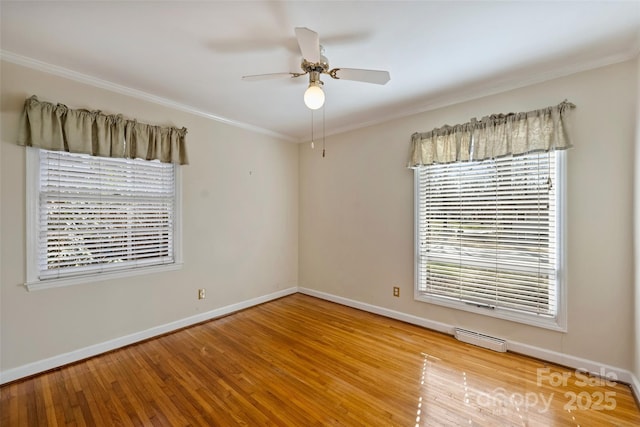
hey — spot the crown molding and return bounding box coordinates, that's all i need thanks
[315,48,640,143]
[0,50,296,143]
[3,47,637,145]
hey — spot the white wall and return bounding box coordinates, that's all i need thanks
[0,61,299,374]
[300,59,637,372]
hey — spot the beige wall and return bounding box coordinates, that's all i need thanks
[1,56,638,381]
[300,59,637,371]
[0,61,299,371]
[635,56,640,382]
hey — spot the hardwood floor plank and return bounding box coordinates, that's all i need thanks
[1,293,639,426]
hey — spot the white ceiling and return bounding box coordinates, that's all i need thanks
[2,1,639,142]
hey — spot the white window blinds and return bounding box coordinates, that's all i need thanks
[416,151,559,321]
[37,149,176,280]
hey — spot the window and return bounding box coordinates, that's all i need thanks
[26,148,181,290]
[415,151,565,330]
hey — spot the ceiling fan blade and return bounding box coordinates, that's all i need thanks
[329,68,390,85]
[294,27,320,63]
[242,72,301,81]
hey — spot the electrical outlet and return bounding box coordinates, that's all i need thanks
[393,286,400,297]
[198,289,206,300]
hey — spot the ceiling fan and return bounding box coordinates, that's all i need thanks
[242,27,390,110]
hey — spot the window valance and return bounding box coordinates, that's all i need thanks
[18,95,189,165]
[408,100,575,168]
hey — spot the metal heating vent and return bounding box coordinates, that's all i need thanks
[454,328,507,352]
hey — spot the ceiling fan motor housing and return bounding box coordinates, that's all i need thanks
[242,29,390,87]
[301,47,329,83]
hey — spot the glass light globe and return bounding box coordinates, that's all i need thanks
[304,85,325,110]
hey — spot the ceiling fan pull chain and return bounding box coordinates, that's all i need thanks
[322,104,326,158]
[310,109,315,149]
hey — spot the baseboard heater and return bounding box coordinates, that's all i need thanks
[454,328,507,352]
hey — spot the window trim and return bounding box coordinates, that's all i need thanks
[413,151,567,332]
[25,147,183,291]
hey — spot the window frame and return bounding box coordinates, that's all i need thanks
[25,147,183,291]
[413,150,567,331]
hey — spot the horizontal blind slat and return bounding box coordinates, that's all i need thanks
[416,152,558,318]
[37,149,177,280]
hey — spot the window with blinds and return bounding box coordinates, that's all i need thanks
[28,149,179,286]
[415,151,565,329]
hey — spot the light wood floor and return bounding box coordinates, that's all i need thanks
[1,293,639,426]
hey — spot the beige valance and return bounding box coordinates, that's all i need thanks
[408,100,575,168]
[18,95,189,165]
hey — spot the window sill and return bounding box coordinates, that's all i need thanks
[25,263,183,292]
[414,293,567,332]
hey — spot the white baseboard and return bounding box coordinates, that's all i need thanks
[3,285,639,405]
[631,372,640,404]
[298,287,454,335]
[298,287,640,402]
[0,287,297,385]
[506,340,639,390]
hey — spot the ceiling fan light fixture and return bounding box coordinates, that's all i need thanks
[242,27,389,112]
[304,82,325,110]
